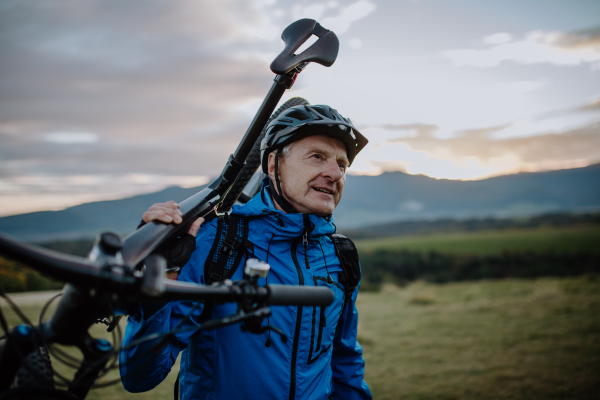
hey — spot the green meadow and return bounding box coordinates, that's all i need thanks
[1,224,599,398]
[2,276,599,399]
[358,277,600,399]
[354,225,600,255]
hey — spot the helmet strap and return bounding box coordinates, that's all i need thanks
[269,151,299,214]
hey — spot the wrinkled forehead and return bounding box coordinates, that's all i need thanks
[292,134,349,162]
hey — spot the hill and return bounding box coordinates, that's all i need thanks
[1,164,599,242]
[0,185,207,242]
[336,163,600,228]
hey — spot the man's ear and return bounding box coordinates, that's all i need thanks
[267,152,277,182]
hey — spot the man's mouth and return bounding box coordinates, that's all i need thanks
[313,187,333,195]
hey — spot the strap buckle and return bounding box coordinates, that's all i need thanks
[208,273,222,284]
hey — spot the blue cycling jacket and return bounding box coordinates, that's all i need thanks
[120,181,372,400]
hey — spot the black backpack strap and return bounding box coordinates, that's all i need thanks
[164,234,197,272]
[174,372,179,400]
[136,219,197,273]
[176,216,251,400]
[327,233,361,306]
[205,215,253,284]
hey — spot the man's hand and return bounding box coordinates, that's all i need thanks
[142,201,204,279]
[142,200,204,237]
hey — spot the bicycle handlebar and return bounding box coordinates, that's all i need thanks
[0,232,130,287]
[268,284,334,306]
[0,233,333,307]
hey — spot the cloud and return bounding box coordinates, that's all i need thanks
[377,123,439,138]
[1,0,597,216]
[44,132,98,144]
[577,97,600,112]
[483,33,512,45]
[349,38,363,49]
[352,121,600,180]
[293,0,376,35]
[0,1,288,215]
[456,124,513,138]
[0,0,383,216]
[442,27,600,68]
[0,173,210,216]
[321,0,376,34]
[552,27,600,51]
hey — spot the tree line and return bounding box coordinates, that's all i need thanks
[2,212,599,293]
[357,249,600,291]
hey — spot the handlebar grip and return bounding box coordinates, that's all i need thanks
[267,284,334,306]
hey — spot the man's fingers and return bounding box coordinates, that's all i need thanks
[142,210,182,224]
[187,217,205,237]
[143,210,171,223]
[142,201,183,223]
[149,203,180,213]
[141,202,204,234]
[165,271,179,280]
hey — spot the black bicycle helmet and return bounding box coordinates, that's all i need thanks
[260,104,368,174]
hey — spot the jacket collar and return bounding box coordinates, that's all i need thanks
[231,178,336,240]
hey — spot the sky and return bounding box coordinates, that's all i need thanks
[1,0,599,216]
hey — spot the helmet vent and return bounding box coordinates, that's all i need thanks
[312,106,329,119]
[286,110,310,121]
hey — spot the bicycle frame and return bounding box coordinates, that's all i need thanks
[122,19,339,269]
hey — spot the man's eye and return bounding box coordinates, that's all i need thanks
[312,154,322,160]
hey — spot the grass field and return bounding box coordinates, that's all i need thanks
[0,294,179,400]
[354,225,600,255]
[2,276,599,399]
[358,277,600,400]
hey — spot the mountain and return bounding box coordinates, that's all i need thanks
[1,165,599,242]
[0,185,207,243]
[335,163,600,228]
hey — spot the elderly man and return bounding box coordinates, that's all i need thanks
[120,105,372,400]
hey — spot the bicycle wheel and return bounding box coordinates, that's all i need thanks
[218,97,309,212]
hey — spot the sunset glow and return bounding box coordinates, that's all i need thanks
[0,1,599,216]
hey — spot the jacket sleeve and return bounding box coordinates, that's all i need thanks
[330,283,372,400]
[119,223,215,392]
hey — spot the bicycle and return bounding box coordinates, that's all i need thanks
[0,18,340,400]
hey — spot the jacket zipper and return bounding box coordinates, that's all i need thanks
[316,306,326,351]
[302,231,310,269]
[302,214,311,269]
[290,215,313,399]
[289,236,304,400]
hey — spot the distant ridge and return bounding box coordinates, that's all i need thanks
[336,164,600,228]
[1,165,599,242]
[0,185,207,242]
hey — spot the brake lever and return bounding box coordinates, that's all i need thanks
[200,306,272,331]
[241,321,287,344]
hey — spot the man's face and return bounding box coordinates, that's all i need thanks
[268,134,349,216]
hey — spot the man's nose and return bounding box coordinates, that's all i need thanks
[323,160,343,182]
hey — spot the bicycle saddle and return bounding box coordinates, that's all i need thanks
[270,18,339,75]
